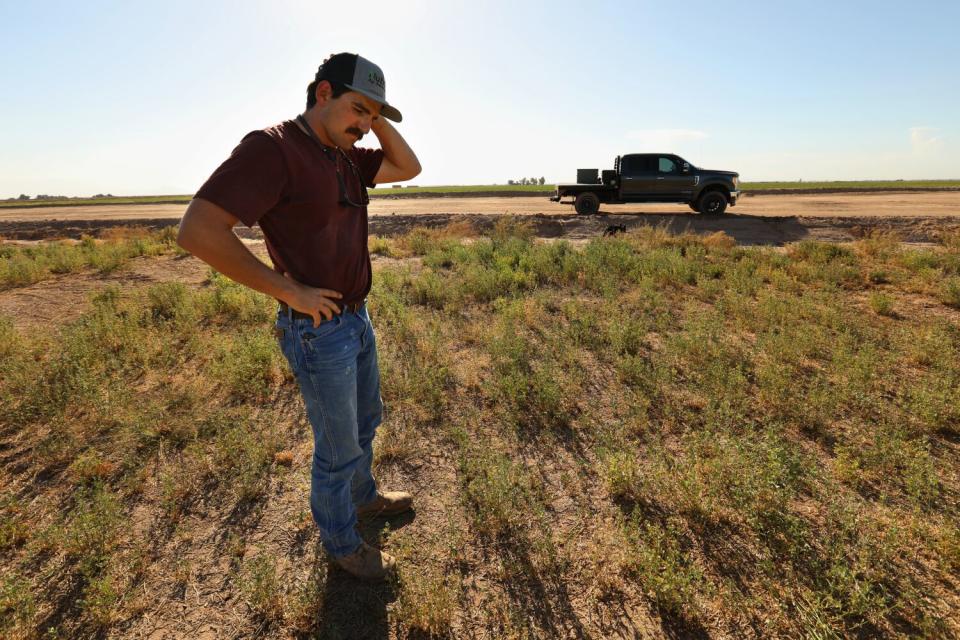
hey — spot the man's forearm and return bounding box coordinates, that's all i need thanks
[178,206,295,304]
[372,118,421,179]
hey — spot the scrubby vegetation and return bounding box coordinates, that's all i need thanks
[0,226,183,289]
[1,223,958,638]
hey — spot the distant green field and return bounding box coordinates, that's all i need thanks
[383,183,553,195]
[0,195,193,209]
[0,185,554,209]
[2,180,958,209]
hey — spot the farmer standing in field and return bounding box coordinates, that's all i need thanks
[177,53,420,580]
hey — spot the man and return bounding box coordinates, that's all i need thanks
[178,53,421,580]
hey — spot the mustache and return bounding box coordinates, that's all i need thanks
[346,127,364,141]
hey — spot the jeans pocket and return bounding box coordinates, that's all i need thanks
[300,315,344,351]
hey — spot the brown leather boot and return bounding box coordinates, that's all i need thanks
[334,541,397,580]
[355,491,414,520]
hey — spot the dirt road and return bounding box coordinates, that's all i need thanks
[2,191,960,221]
[2,191,959,244]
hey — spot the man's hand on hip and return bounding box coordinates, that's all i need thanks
[282,273,343,327]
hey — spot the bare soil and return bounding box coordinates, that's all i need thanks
[2,192,959,244]
[0,246,410,332]
[0,254,210,331]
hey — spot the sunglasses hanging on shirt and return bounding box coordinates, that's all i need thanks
[296,115,370,208]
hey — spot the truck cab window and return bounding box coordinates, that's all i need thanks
[658,157,678,174]
[622,156,657,176]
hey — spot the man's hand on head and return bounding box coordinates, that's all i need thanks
[282,273,343,327]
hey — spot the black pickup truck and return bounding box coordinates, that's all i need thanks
[550,153,741,215]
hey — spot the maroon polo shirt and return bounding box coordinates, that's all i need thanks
[195,120,384,306]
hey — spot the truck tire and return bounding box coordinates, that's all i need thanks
[574,192,600,215]
[697,191,728,215]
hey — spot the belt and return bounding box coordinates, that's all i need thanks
[279,300,364,321]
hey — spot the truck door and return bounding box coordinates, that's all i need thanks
[653,155,697,199]
[619,155,658,199]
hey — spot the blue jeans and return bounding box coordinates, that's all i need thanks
[275,303,382,558]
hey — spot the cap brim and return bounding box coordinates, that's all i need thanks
[378,103,402,123]
[345,84,402,122]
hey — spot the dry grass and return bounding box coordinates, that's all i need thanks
[1,227,959,638]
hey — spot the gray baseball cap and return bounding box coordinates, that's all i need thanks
[315,53,402,122]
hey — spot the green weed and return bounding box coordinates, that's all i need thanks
[61,486,123,578]
[208,328,282,399]
[368,235,394,257]
[0,573,35,634]
[212,419,278,502]
[868,292,895,316]
[940,277,960,308]
[390,527,461,636]
[457,436,540,539]
[621,515,705,617]
[240,555,284,623]
[205,270,274,323]
[81,573,120,628]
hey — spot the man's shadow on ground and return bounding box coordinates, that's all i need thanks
[311,510,416,640]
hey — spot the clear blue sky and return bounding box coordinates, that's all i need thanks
[1,0,957,197]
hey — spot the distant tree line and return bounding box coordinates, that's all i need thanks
[3,193,114,201]
[507,177,546,186]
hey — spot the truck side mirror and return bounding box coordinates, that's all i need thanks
[682,163,690,173]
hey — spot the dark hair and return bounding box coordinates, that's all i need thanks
[306,78,348,109]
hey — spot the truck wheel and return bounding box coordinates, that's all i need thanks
[574,192,600,215]
[697,191,728,215]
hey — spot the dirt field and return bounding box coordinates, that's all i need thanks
[2,192,960,245]
[3,191,960,221]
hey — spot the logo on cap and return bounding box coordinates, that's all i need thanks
[367,71,385,89]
